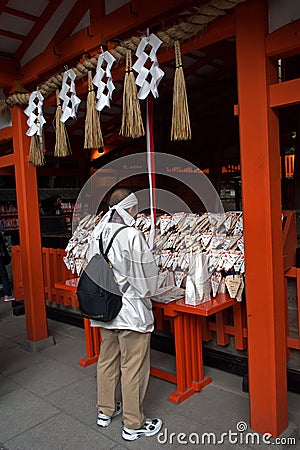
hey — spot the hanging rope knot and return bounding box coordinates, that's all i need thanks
[87,70,95,92]
[125,50,132,72]
[174,40,183,68]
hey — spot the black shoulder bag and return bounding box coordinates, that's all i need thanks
[76,226,128,322]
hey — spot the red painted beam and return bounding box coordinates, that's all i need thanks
[266,19,300,59]
[0,167,14,175]
[0,153,15,168]
[0,57,19,91]
[269,77,300,108]
[0,126,13,143]
[0,28,25,41]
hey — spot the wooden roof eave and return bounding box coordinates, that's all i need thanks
[19,0,198,87]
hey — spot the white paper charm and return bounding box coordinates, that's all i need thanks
[155,254,161,266]
[185,252,211,305]
[236,276,244,302]
[160,251,171,268]
[234,216,244,235]
[93,51,116,111]
[225,275,241,299]
[224,214,232,232]
[63,256,71,270]
[59,69,81,122]
[218,278,226,294]
[211,271,222,297]
[75,259,83,276]
[24,91,46,137]
[175,271,185,287]
[132,33,164,100]
[172,254,179,271]
[160,216,172,235]
[201,233,213,249]
[69,257,75,274]
[237,237,244,253]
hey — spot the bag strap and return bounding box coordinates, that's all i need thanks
[99,225,128,264]
[99,225,130,294]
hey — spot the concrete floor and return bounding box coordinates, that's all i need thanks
[1,300,300,450]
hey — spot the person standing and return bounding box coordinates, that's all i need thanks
[0,223,14,302]
[87,188,162,442]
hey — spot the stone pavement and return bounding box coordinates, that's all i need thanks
[0,300,300,450]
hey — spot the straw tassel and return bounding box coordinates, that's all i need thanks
[84,70,104,149]
[171,40,191,141]
[54,90,71,157]
[120,50,145,138]
[28,132,45,166]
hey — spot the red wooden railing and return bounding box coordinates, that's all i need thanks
[12,246,300,363]
[12,246,78,308]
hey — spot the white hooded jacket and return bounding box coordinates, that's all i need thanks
[88,222,159,333]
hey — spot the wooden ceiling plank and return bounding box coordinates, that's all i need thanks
[49,0,90,47]
[14,0,64,61]
[4,6,38,22]
[20,0,198,85]
[266,18,300,59]
[182,42,234,78]
[0,50,17,59]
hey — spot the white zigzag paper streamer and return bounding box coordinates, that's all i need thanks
[132,33,164,100]
[24,91,46,137]
[92,51,116,111]
[59,69,81,123]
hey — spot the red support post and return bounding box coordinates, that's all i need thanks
[235,0,288,436]
[11,107,49,343]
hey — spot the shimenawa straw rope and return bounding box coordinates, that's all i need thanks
[0,0,245,113]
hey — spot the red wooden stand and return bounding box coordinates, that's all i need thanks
[54,279,101,367]
[54,278,235,403]
[152,295,236,404]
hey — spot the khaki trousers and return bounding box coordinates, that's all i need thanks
[97,328,151,429]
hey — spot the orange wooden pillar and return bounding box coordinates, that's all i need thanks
[11,106,51,347]
[235,0,288,437]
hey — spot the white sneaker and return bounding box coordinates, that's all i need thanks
[97,401,122,427]
[122,418,163,441]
